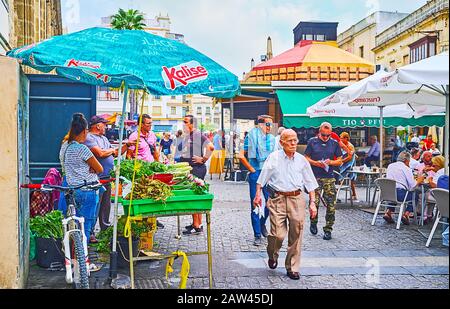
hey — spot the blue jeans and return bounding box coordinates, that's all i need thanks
[57,176,68,214]
[364,155,380,167]
[74,189,99,242]
[248,170,269,238]
[388,188,416,213]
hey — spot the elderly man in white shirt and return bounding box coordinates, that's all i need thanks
[384,151,424,225]
[409,148,422,171]
[253,129,318,280]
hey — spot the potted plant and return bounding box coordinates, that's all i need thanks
[94,216,153,268]
[30,210,65,268]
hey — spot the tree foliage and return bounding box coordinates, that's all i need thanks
[110,8,146,30]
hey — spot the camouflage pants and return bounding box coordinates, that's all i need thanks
[310,178,336,232]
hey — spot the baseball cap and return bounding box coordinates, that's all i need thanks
[89,115,108,127]
[330,132,341,142]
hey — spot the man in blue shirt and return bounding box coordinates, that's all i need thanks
[213,130,223,150]
[364,135,381,167]
[240,115,276,246]
[304,122,343,240]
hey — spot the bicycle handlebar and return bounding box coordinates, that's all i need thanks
[20,178,115,190]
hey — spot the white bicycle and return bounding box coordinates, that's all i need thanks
[40,180,108,288]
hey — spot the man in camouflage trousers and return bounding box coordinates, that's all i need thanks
[304,122,343,240]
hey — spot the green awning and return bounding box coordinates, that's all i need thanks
[277,89,445,128]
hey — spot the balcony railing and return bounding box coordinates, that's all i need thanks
[97,90,119,101]
[375,0,449,47]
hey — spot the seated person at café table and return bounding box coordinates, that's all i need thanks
[421,134,434,151]
[383,151,424,225]
[364,135,380,167]
[430,143,441,156]
[416,151,434,174]
[409,148,422,171]
[423,155,446,224]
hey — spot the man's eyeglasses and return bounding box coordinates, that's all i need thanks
[321,133,331,138]
[265,123,273,127]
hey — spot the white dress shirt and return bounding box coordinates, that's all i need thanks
[386,161,417,190]
[257,150,319,193]
[409,158,420,171]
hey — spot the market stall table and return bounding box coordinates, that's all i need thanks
[118,189,214,288]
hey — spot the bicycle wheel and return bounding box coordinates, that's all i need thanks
[70,230,89,289]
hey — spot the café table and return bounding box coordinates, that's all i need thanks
[351,168,385,206]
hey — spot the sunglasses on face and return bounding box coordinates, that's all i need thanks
[321,133,331,138]
[265,123,273,127]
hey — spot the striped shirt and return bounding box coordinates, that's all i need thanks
[64,142,99,186]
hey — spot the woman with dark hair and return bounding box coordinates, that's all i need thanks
[62,113,103,243]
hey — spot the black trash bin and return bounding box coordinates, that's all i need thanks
[35,237,64,268]
[115,236,140,269]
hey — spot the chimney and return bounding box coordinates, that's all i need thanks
[251,58,255,69]
[266,36,273,60]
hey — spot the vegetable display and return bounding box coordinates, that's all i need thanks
[110,159,170,180]
[126,177,173,202]
[166,162,193,180]
[172,174,210,195]
[30,210,64,239]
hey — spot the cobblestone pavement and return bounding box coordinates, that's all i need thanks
[27,178,449,289]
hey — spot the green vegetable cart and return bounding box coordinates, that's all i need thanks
[118,189,214,288]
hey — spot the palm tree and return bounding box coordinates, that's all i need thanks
[110,9,146,30]
[110,9,147,119]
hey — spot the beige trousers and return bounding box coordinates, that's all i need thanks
[266,193,306,273]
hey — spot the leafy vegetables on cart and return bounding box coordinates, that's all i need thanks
[172,174,210,195]
[126,177,173,202]
[111,159,170,180]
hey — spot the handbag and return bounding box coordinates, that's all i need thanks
[30,190,52,218]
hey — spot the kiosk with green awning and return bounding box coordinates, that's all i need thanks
[277,89,445,128]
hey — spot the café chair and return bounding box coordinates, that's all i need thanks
[371,178,417,230]
[426,188,449,247]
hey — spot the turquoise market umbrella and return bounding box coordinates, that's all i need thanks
[7,26,240,282]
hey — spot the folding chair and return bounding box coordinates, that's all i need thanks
[371,178,417,230]
[426,188,449,247]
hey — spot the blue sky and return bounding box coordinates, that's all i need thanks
[61,0,426,77]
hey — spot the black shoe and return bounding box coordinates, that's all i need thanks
[184,224,194,230]
[268,259,278,269]
[310,223,318,235]
[286,271,300,280]
[261,225,269,238]
[157,220,165,228]
[182,227,202,236]
[323,231,332,240]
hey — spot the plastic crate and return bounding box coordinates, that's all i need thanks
[121,191,213,216]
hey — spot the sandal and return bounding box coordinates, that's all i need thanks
[383,214,395,224]
[401,215,410,225]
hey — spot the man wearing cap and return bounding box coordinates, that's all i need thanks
[84,116,130,241]
[304,122,343,241]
